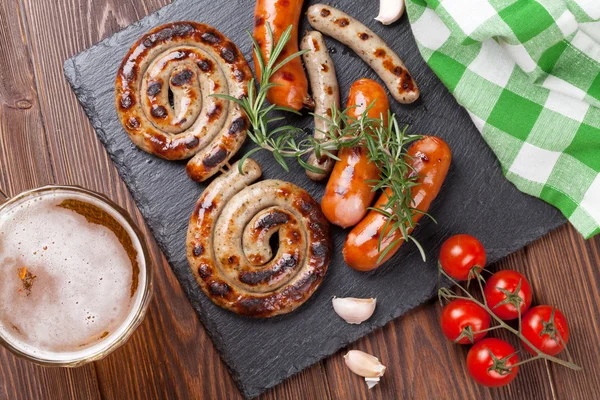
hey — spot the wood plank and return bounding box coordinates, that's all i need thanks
[17,0,331,398]
[12,0,600,399]
[0,1,101,399]
[525,225,600,400]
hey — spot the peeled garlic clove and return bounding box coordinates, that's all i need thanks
[344,350,387,379]
[332,297,376,324]
[375,0,405,25]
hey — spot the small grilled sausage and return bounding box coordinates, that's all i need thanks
[187,158,331,317]
[301,31,340,181]
[254,0,314,110]
[115,22,252,182]
[344,136,452,271]
[321,79,389,228]
[307,4,419,104]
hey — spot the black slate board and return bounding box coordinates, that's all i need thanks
[63,1,566,397]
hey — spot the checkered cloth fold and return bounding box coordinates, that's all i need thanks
[406,0,600,238]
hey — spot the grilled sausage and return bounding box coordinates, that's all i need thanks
[344,136,452,271]
[187,158,331,317]
[307,4,419,104]
[301,31,340,181]
[115,22,252,182]
[254,0,314,110]
[321,79,389,228]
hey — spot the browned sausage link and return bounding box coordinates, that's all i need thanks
[301,31,340,181]
[254,0,313,110]
[343,136,452,271]
[115,22,252,182]
[186,158,332,317]
[307,4,419,104]
[321,78,389,228]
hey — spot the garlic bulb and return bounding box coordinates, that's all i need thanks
[332,297,376,324]
[375,0,405,25]
[344,350,387,389]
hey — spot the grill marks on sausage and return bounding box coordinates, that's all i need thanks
[197,59,213,72]
[151,105,168,119]
[147,81,162,97]
[358,32,369,41]
[311,38,320,51]
[171,69,193,86]
[193,244,205,257]
[335,18,350,27]
[127,117,140,129]
[209,281,230,296]
[185,137,200,149]
[202,147,228,167]
[374,48,387,58]
[221,46,237,63]
[255,211,290,229]
[201,31,221,44]
[239,253,298,285]
[320,8,331,17]
[321,63,329,72]
[228,117,246,135]
[120,94,133,110]
[207,103,222,122]
[233,68,245,82]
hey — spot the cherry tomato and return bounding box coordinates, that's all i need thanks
[521,305,570,356]
[439,234,486,280]
[440,299,491,344]
[467,338,519,387]
[484,270,532,321]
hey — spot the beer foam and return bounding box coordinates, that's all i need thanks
[0,189,147,362]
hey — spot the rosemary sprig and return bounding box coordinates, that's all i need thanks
[214,24,429,262]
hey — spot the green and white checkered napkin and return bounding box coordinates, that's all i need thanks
[405,0,600,238]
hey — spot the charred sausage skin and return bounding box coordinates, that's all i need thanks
[301,31,341,181]
[115,22,252,182]
[307,4,419,104]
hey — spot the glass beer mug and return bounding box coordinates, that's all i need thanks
[0,185,153,366]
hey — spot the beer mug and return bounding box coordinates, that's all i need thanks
[0,185,153,366]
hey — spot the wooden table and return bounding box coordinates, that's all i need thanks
[1,1,599,399]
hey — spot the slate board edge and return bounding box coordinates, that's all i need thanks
[64,58,566,398]
[60,7,568,397]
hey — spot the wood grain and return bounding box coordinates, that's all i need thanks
[0,0,597,398]
[0,1,100,399]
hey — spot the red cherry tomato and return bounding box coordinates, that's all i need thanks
[440,299,491,344]
[521,305,570,356]
[484,270,532,321]
[439,234,486,280]
[467,338,519,387]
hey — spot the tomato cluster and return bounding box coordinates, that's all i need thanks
[438,234,571,388]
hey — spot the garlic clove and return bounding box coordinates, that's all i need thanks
[332,297,376,324]
[343,350,387,379]
[375,0,405,25]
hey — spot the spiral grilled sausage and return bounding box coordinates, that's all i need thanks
[115,22,252,182]
[187,159,331,317]
[307,4,419,104]
[301,31,340,181]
